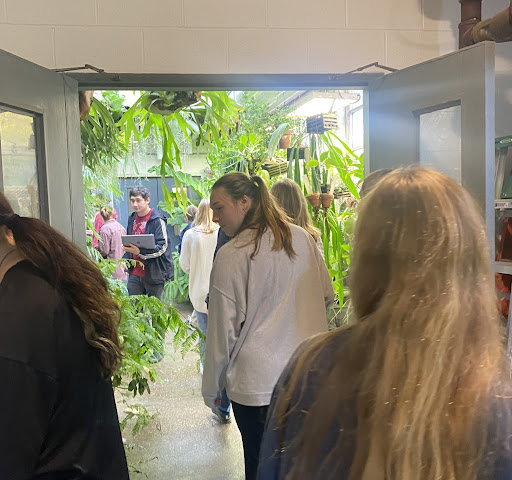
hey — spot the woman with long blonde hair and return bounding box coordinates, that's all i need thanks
[0,192,128,478]
[270,178,323,256]
[202,172,334,480]
[258,167,512,480]
[179,199,219,365]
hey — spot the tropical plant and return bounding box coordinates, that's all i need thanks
[207,92,301,180]
[81,92,127,248]
[96,259,201,435]
[281,126,363,327]
[164,251,191,305]
[118,91,240,213]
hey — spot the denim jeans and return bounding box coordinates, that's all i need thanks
[195,310,208,362]
[196,310,231,413]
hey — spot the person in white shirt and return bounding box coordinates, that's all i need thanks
[202,172,334,480]
[179,199,219,365]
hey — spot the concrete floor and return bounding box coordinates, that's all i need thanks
[121,304,245,480]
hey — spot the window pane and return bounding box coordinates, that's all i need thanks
[0,109,40,217]
[419,105,461,183]
[350,107,364,151]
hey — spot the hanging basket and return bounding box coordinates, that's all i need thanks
[306,113,338,134]
[142,91,202,115]
[261,160,288,178]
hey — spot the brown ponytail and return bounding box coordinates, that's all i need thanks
[212,173,295,259]
[0,199,122,378]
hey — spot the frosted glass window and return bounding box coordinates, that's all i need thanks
[349,107,364,151]
[419,105,461,183]
[0,109,41,217]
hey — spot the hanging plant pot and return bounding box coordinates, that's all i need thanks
[278,129,294,149]
[320,193,334,208]
[306,193,321,207]
[142,91,202,115]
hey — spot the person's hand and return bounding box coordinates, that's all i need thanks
[214,397,221,407]
[122,243,140,256]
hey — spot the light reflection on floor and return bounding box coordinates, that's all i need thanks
[120,304,245,480]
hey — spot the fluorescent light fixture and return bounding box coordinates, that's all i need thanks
[287,91,360,118]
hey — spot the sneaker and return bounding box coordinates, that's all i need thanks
[211,406,231,424]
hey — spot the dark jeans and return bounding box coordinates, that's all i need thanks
[127,274,164,300]
[232,402,269,480]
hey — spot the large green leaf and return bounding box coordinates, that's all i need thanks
[267,122,289,160]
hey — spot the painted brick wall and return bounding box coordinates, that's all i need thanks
[0,0,458,73]
[1,0,511,135]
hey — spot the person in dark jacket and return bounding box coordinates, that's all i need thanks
[123,186,173,301]
[0,191,128,480]
[178,204,198,254]
[258,167,512,480]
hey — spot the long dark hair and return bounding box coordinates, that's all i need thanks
[212,172,295,259]
[0,192,122,377]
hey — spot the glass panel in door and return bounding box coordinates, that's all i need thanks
[0,105,42,218]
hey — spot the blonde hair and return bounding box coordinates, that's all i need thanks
[276,167,510,480]
[212,173,295,259]
[100,206,114,221]
[194,199,215,233]
[270,178,320,242]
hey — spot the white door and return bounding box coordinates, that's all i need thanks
[0,49,84,246]
[366,41,495,257]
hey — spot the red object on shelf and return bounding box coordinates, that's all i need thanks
[497,216,512,261]
[496,273,512,317]
[495,217,512,317]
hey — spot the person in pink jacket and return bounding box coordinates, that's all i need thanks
[97,206,126,281]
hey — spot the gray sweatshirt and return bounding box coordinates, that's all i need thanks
[202,224,334,408]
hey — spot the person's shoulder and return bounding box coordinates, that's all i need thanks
[2,262,61,317]
[295,327,351,370]
[149,208,167,221]
[290,222,315,243]
[5,261,52,290]
[99,221,111,233]
[182,227,196,240]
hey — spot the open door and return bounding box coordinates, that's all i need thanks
[366,41,495,257]
[0,49,84,246]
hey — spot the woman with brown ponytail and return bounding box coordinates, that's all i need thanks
[258,167,512,480]
[0,192,129,479]
[202,172,334,480]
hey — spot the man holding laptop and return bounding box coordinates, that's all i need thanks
[122,186,174,300]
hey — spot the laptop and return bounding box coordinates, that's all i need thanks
[121,234,155,250]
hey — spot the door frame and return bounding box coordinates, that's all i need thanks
[0,49,84,246]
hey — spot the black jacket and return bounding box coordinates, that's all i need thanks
[0,261,129,479]
[258,329,512,480]
[124,208,174,284]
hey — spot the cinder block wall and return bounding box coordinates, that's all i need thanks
[1,0,511,135]
[0,0,458,73]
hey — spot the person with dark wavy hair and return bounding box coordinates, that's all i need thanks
[202,172,334,480]
[0,192,128,479]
